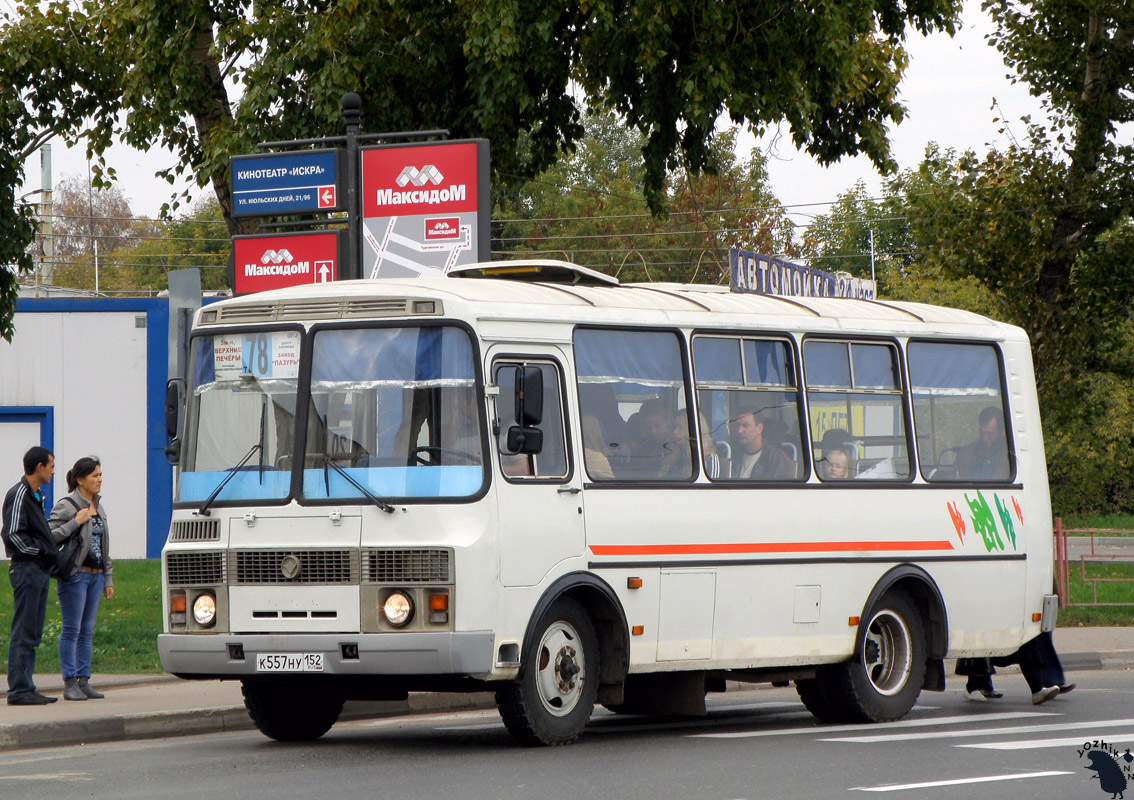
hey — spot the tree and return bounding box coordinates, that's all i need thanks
[126,196,231,293]
[495,113,799,282]
[49,174,138,258]
[0,0,961,333]
[866,0,1134,512]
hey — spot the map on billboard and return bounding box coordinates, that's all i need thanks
[360,140,489,278]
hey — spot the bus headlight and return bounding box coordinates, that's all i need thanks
[193,592,217,627]
[382,591,414,627]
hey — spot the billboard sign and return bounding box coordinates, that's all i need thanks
[729,248,876,300]
[360,139,489,278]
[231,230,343,295]
[231,149,341,217]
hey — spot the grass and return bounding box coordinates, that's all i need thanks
[1057,512,1134,533]
[1,560,164,676]
[2,544,1132,679]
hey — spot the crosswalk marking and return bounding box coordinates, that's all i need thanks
[849,771,1073,792]
[959,732,1134,750]
[822,717,1134,743]
[690,711,1056,739]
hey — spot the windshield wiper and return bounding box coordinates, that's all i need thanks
[196,441,263,517]
[321,456,395,514]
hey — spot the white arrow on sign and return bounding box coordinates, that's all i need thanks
[321,189,334,205]
[315,261,333,283]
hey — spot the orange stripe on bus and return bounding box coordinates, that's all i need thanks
[589,540,955,556]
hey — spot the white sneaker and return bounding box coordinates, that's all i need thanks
[964,690,987,702]
[1032,686,1060,705]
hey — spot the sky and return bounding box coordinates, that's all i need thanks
[21,1,1048,230]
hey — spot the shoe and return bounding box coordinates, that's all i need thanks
[7,692,57,705]
[979,689,1004,699]
[1059,683,1076,695]
[964,690,986,702]
[63,677,87,701]
[1032,686,1060,705]
[77,677,104,699]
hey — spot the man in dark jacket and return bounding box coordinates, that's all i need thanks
[2,446,59,705]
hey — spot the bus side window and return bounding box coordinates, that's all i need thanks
[908,342,1012,482]
[692,335,805,481]
[805,340,911,481]
[493,361,568,480]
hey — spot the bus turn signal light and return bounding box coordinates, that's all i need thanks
[1033,612,1042,622]
[632,625,644,636]
[627,577,643,589]
[171,595,186,613]
[848,616,860,626]
[429,593,449,611]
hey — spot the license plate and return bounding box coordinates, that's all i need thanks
[255,653,324,672]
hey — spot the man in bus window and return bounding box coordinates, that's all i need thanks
[955,407,1009,481]
[731,408,793,480]
[627,399,689,479]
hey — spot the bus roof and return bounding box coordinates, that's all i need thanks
[207,260,1018,338]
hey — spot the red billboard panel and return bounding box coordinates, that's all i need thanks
[362,142,479,217]
[232,231,340,295]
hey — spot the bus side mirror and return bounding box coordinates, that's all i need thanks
[516,366,543,426]
[506,425,543,455]
[165,378,185,439]
[507,366,544,454]
[165,378,186,466]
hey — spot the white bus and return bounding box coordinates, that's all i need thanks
[159,260,1056,744]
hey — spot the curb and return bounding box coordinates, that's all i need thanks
[0,692,497,753]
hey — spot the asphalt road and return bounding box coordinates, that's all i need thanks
[2,671,1131,800]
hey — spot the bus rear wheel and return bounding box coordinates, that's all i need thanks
[495,597,599,746]
[830,591,927,723]
[241,677,345,741]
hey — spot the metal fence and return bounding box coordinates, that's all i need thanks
[1054,518,1134,607]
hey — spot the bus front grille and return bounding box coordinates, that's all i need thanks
[168,519,221,543]
[363,548,453,584]
[166,551,226,586]
[232,549,358,584]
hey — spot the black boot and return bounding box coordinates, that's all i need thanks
[63,677,87,701]
[77,677,104,699]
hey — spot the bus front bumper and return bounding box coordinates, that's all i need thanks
[157,631,496,678]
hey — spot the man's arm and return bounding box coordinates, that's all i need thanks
[2,484,42,557]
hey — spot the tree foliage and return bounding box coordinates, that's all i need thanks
[0,0,961,333]
[804,0,1134,512]
[495,114,799,283]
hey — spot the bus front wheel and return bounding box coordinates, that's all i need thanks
[495,597,599,745]
[241,677,345,741]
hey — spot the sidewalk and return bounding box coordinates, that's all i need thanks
[0,627,1129,752]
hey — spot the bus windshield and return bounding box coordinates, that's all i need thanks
[302,325,485,501]
[178,329,301,504]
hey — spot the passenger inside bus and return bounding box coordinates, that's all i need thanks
[624,399,690,479]
[955,407,1009,480]
[817,429,855,481]
[581,415,615,479]
[730,407,794,480]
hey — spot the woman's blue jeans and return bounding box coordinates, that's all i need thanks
[56,571,104,679]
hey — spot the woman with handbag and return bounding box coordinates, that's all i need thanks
[48,456,114,701]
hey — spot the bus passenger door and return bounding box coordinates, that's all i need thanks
[490,352,584,587]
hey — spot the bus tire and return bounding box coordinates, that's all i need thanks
[241,677,345,741]
[831,591,927,723]
[795,668,853,723]
[495,597,599,746]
